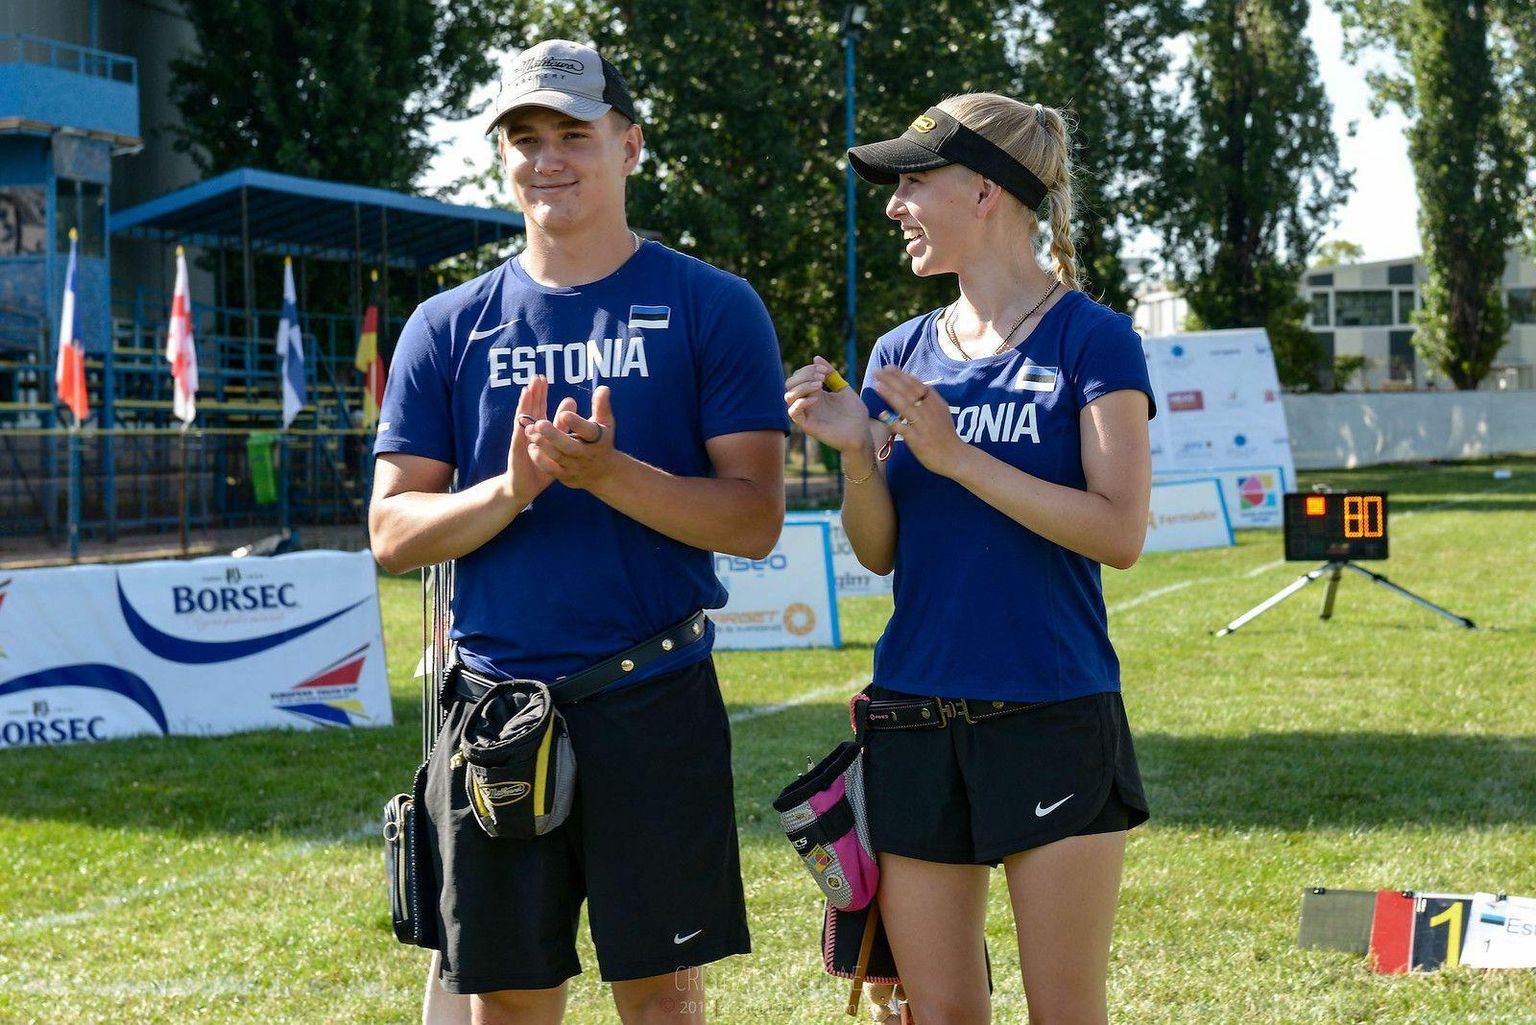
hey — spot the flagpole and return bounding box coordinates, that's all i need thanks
[279,257,291,537]
[67,424,80,562]
[180,422,189,555]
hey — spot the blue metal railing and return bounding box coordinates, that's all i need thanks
[0,34,137,84]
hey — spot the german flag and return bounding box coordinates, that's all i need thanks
[354,271,385,429]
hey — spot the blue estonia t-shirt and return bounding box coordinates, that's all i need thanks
[374,241,790,686]
[859,289,1156,703]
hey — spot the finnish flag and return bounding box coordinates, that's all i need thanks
[1014,363,1059,393]
[629,304,671,330]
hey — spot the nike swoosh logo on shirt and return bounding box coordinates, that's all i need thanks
[467,319,520,341]
[1034,794,1074,817]
[674,929,703,945]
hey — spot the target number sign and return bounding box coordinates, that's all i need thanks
[1282,491,1389,561]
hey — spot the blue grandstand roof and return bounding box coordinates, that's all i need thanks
[110,168,524,268]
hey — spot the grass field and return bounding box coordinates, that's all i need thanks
[2,457,1534,1024]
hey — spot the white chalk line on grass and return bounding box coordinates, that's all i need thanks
[1106,559,1284,616]
[728,675,866,724]
[1,820,377,936]
[8,978,396,999]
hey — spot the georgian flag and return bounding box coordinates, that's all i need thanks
[628,304,670,330]
[276,258,307,428]
[165,246,199,424]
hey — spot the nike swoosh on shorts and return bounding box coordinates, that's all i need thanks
[1034,794,1074,817]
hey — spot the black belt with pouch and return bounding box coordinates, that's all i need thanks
[383,609,710,948]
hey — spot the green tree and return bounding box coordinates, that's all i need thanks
[1158,0,1352,390]
[507,0,1010,371]
[1009,0,1188,310]
[1314,239,1365,265]
[169,0,508,189]
[1331,0,1532,388]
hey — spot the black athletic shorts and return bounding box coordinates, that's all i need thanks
[422,657,751,993]
[863,687,1149,866]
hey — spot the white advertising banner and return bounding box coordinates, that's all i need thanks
[786,510,892,597]
[0,551,392,748]
[1142,329,1297,509]
[1144,478,1233,553]
[1153,464,1290,529]
[712,521,840,649]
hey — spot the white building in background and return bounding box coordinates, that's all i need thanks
[1131,252,1536,390]
[1301,253,1535,390]
[1129,280,1188,339]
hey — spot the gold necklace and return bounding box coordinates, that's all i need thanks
[945,279,1061,360]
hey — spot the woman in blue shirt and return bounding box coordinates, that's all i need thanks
[786,93,1155,1025]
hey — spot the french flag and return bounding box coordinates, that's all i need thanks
[629,304,670,330]
[54,229,89,423]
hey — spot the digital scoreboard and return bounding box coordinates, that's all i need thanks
[1282,491,1389,562]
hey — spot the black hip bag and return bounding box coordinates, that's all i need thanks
[382,609,709,948]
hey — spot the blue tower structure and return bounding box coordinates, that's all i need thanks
[0,33,139,546]
[0,33,138,396]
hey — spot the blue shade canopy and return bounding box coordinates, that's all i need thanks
[110,168,523,268]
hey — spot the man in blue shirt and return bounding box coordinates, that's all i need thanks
[369,39,788,1025]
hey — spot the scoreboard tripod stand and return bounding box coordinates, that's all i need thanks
[1215,489,1475,637]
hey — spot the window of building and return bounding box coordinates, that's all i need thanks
[1335,290,1394,326]
[1307,272,1334,287]
[55,179,106,258]
[1397,290,1416,325]
[1509,288,1536,325]
[1387,263,1415,286]
[1313,331,1336,390]
[0,187,47,256]
[1309,291,1330,326]
[1389,330,1416,383]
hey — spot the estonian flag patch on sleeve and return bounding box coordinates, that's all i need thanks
[628,305,671,330]
[1014,363,1059,392]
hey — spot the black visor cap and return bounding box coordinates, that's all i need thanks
[847,107,1048,211]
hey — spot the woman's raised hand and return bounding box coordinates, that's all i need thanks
[785,356,873,454]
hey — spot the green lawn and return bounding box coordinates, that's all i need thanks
[2,457,1533,1023]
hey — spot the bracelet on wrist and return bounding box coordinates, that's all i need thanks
[842,451,878,486]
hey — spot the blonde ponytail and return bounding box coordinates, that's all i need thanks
[937,93,1080,292]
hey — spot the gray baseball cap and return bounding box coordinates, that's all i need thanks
[484,40,638,134]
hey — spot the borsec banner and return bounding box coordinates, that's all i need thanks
[1144,478,1233,553]
[712,521,840,649]
[1153,464,1290,529]
[786,510,892,597]
[0,551,392,748]
[1142,329,1297,511]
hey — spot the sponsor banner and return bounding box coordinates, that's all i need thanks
[786,511,893,597]
[1153,464,1289,529]
[0,551,392,748]
[1144,478,1233,553]
[712,521,840,649]
[1142,329,1296,493]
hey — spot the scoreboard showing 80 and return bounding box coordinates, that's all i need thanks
[1283,491,1388,562]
